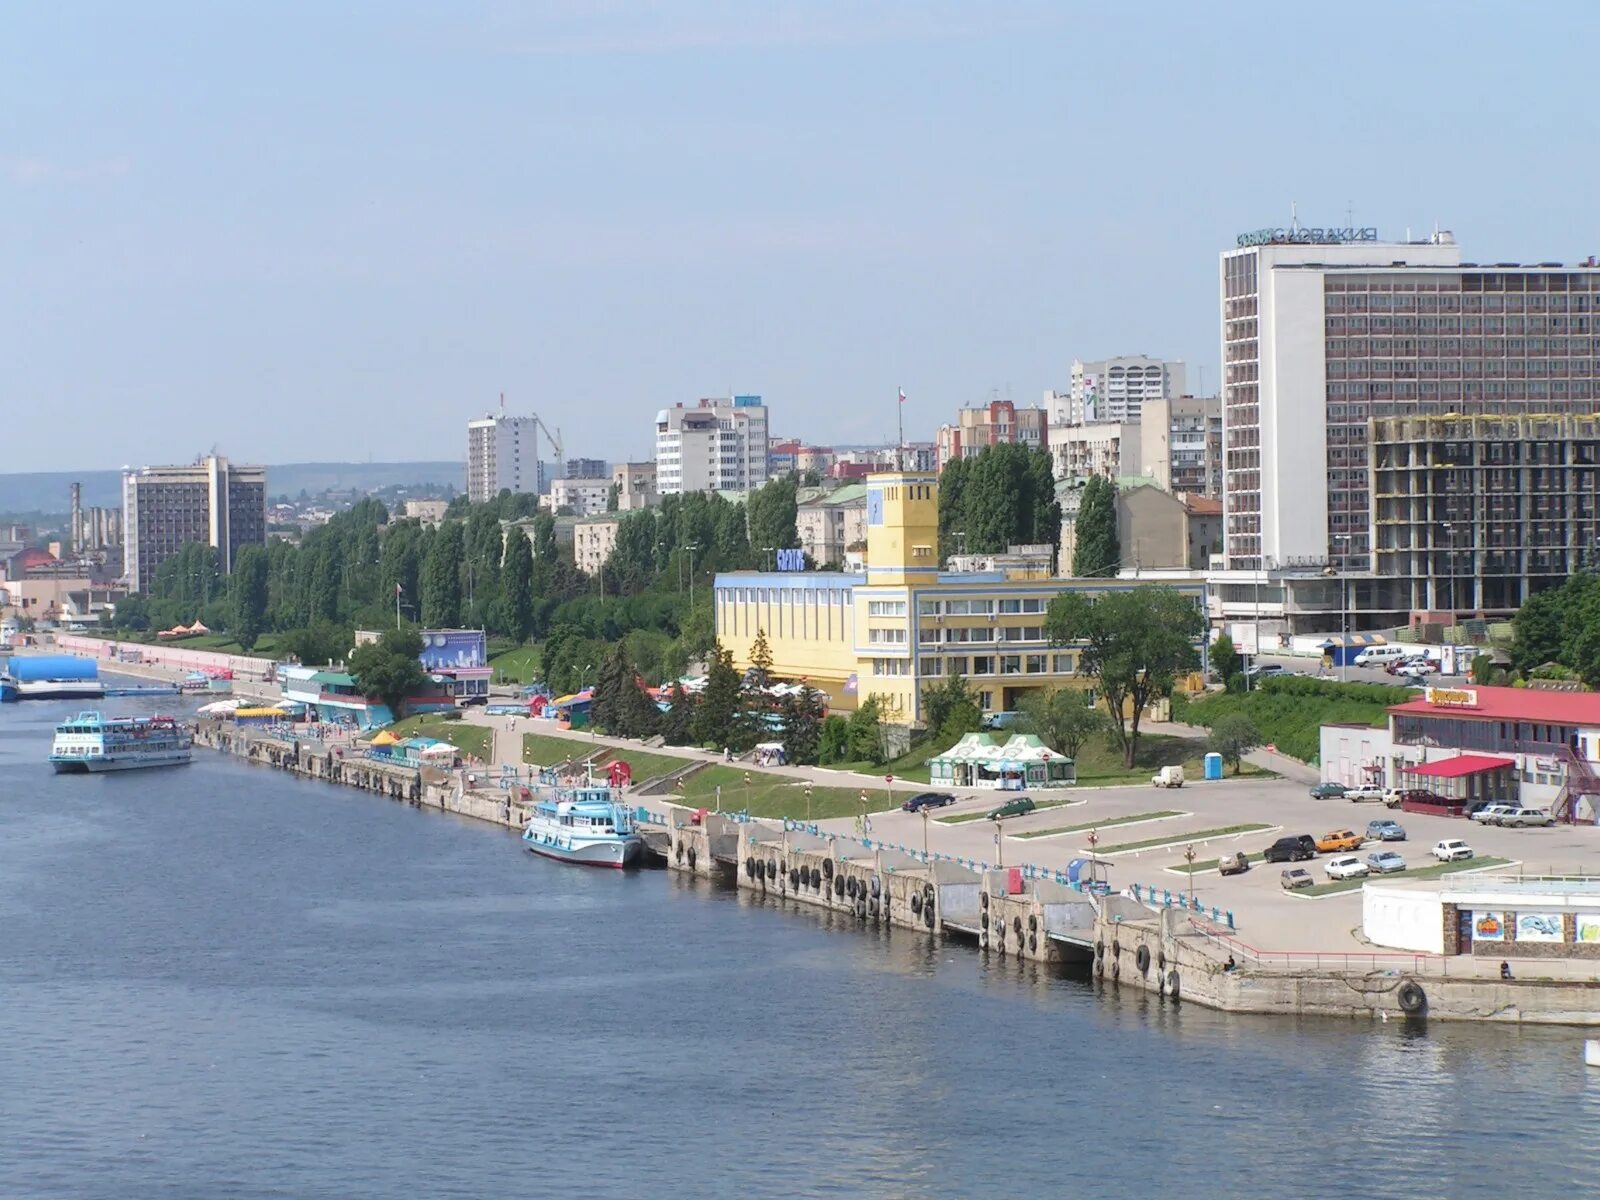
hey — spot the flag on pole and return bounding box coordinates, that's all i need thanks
[898,387,906,404]
[395,582,403,595]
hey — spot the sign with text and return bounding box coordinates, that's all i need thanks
[775,548,806,572]
[1424,686,1478,708]
[1236,226,1379,248]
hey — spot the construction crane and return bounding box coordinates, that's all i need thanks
[531,413,564,476]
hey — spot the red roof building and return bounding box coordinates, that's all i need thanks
[1386,684,1600,822]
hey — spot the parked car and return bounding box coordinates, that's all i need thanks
[1367,849,1408,874]
[1152,766,1186,788]
[1325,854,1370,879]
[1280,867,1315,890]
[1244,663,1286,680]
[1354,646,1409,668]
[1344,785,1387,803]
[1217,851,1251,876]
[1432,839,1475,862]
[1264,834,1318,863]
[1385,654,1435,675]
[986,796,1036,820]
[1387,788,1446,809]
[1397,661,1438,680]
[901,791,957,813]
[1470,804,1518,825]
[1495,807,1556,828]
[1366,819,1407,842]
[1315,829,1364,853]
[1310,781,1349,800]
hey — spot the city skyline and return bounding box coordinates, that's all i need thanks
[8,1,1599,471]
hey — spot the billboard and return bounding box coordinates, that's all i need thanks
[418,629,487,670]
[1228,622,1259,656]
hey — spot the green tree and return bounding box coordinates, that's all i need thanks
[817,714,849,764]
[780,685,827,765]
[619,672,662,738]
[937,456,969,559]
[421,522,464,627]
[748,629,774,687]
[1072,475,1120,577]
[228,544,270,650]
[348,628,427,717]
[502,526,535,642]
[1470,653,1497,686]
[747,476,800,560]
[1211,631,1240,686]
[1208,713,1264,775]
[280,621,352,667]
[1016,686,1107,761]
[606,481,620,513]
[1045,585,1203,767]
[845,696,886,765]
[921,672,982,742]
[532,513,558,564]
[692,646,743,747]
[591,643,632,733]
[660,683,696,745]
[111,592,152,631]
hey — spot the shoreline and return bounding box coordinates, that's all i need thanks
[189,717,1600,1027]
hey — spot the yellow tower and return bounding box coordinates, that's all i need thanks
[865,471,940,585]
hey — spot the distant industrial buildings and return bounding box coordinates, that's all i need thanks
[121,456,266,593]
[654,396,770,496]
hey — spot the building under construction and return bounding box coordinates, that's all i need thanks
[1371,411,1600,616]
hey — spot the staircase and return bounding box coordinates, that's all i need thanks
[1551,746,1600,824]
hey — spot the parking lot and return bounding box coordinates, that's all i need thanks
[858,773,1600,954]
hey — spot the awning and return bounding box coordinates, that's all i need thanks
[1405,754,1515,779]
[370,730,399,745]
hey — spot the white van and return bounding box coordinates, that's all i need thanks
[1353,645,1409,667]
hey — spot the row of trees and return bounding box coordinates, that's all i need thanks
[938,444,1060,558]
[1510,571,1600,686]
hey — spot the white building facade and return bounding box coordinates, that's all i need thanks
[655,396,770,495]
[1069,357,1185,425]
[467,414,545,503]
[548,478,610,517]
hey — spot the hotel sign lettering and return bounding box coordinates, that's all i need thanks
[1236,226,1379,248]
[775,549,806,572]
[1424,686,1478,708]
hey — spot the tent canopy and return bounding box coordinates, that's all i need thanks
[370,729,399,745]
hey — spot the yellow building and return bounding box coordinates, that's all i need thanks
[714,470,1207,725]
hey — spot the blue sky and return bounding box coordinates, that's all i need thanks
[6,1,1598,471]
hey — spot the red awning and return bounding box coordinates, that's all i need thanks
[1404,754,1515,779]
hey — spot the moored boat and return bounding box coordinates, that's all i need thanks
[49,711,194,773]
[521,785,642,868]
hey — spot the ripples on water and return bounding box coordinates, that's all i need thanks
[2,696,1598,1198]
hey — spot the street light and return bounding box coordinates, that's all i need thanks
[921,807,930,861]
[994,819,1004,869]
[1330,534,1352,682]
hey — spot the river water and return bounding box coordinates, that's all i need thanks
[3,693,1599,1199]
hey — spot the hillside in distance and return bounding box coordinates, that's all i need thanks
[0,461,465,513]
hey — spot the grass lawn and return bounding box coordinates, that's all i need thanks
[937,796,1083,824]
[670,763,884,821]
[519,731,691,784]
[489,644,543,685]
[375,715,494,762]
[1169,851,1269,875]
[1295,856,1513,898]
[1071,733,1274,786]
[1095,822,1274,855]
[1013,810,1184,840]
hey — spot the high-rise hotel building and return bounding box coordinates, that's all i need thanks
[122,456,266,592]
[1220,228,1600,585]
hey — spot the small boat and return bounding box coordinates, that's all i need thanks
[521,785,642,868]
[49,711,194,773]
[0,679,16,703]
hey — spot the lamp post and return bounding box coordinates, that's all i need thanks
[994,819,1004,870]
[921,807,930,861]
[805,782,813,824]
[1184,844,1197,905]
[763,546,776,572]
[685,542,700,610]
[1087,828,1099,889]
[1331,534,1351,682]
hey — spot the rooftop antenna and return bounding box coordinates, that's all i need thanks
[1346,201,1355,227]
[1290,200,1299,232]
[499,391,505,414]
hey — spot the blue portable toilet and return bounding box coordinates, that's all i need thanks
[1204,752,1224,781]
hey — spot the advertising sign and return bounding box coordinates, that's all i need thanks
[1471,912,1506,941]
[1228,622,1259,656]
[1576,914,1600,944]
[1425,686,1478,708]
[776,549,806,572]
[1515,913,1565,943]
[418,629,487,670]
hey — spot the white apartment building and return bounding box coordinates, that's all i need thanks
[655,396,770,495]
[1219,227,1600,576]
[466,414,545,503]
[573,517,620,576]
[1048,421,1141,482]
[1069,357,1185,424]
[548,478,610,517]
[122,456,267,592]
